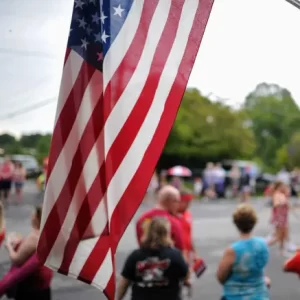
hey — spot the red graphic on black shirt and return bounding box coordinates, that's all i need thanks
[136,257,170,287]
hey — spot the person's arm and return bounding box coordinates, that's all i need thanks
[264,276,271,288]
[190,241,198,261]
[189,219,198,261]
[117,277,131,300]
[172,249,190,286]
[216,247,235,284]
[6,233,37,266]
[173,249,189,276]
[9,164,15,178]
[117,251,137,300]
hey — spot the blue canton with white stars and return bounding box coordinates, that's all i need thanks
[68,0,134,72]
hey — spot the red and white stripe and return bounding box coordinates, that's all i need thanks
[37,0,214,299]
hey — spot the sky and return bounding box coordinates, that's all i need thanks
[0,0,299,136]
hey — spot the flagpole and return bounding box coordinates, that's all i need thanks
[285,0,300,10]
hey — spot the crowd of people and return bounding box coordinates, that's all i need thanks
[0,158,299,299]
[149,162,257,203]
[0,156,26,204]
[201,162,254,202]
[117,178,300,300]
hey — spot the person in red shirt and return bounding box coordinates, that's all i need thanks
[177,192,198,264]
[136,185,184,251]
[0,156,14,204]
[283,250,300,276]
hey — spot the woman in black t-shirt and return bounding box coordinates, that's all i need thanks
[117,217,189,300]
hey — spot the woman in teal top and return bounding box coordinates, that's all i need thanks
[216,204,270,300]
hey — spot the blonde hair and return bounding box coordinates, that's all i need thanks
[0,202,4,231]
[233,203,257,234]
[141,217,173,249]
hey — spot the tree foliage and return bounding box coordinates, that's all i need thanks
[36,134,52,163]
[20,133,43,149]
[244,83,300,171]
[0,133,16,147]
[276,132,300,169]
[164,88,255,167]
[0,132,51,163]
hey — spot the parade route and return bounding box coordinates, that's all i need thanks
[0,182,300,299]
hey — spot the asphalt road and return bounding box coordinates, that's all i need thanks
[1,182,300,300]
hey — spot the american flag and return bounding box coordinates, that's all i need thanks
[37,0,214,299]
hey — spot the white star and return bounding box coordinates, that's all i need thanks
[100,11,107,24]
[91,12,100,24]
[75,0,85,9]
[113,4,125,17]
[78,17,87,29]
[81,38,89,50]
[94,32,101,43]
[89,0,96,5]
[101,30,109,43]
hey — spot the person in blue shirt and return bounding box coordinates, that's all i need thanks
[216,203,270,300]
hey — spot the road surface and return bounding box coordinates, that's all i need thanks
[0,182,300,299]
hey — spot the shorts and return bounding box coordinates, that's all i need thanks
[240,185,250,193]
[231,179,239,185]
[0,179,12,191]
[15,181,24,189]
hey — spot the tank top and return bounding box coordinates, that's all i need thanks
[14,168,25,182]
[223,237,269,300]
[0,162,13,180]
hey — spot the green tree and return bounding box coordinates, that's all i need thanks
[20,133,42,149]
[0,133,16,147]
[275,144,289,169]
[163,88,256,165]
[0,133,22,155]
[36,134,52,163]
[4,142,23,155]
[244,83,300,171]
[285,132,300,168]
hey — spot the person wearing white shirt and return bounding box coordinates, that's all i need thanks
[277,168,291,186]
